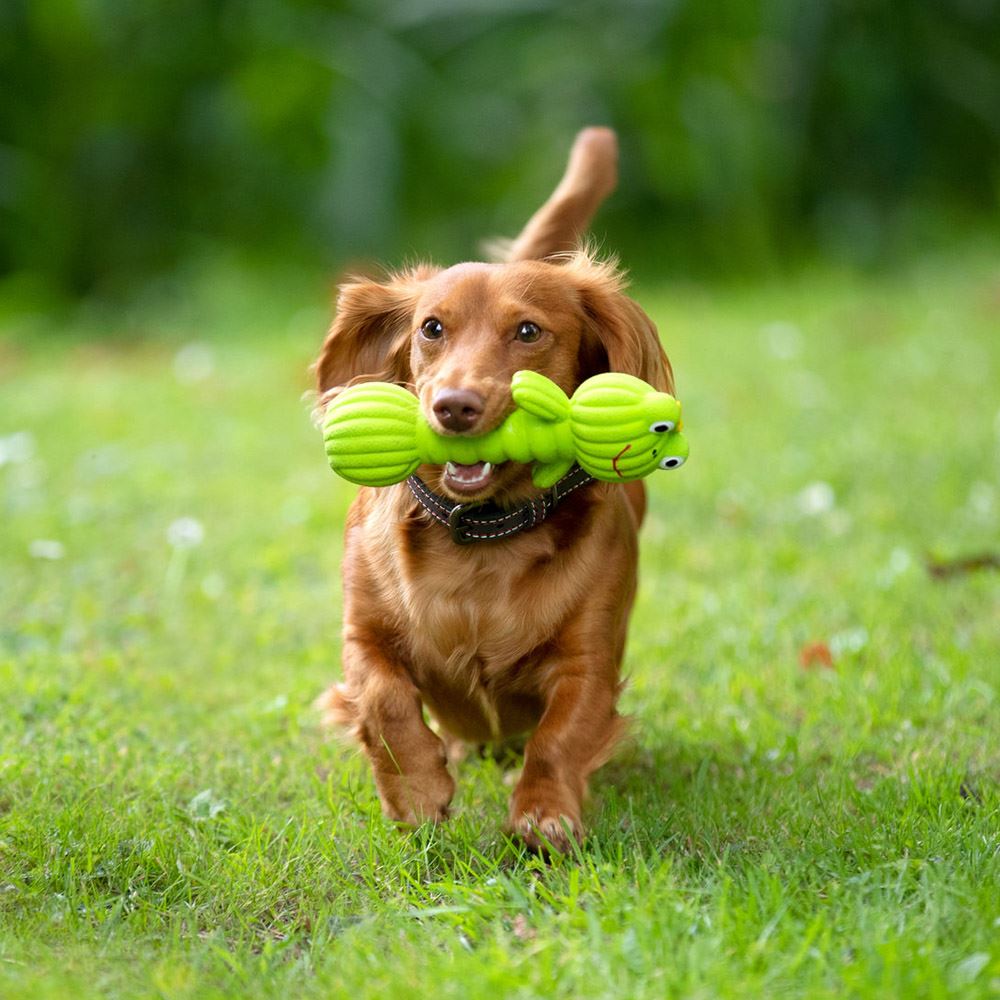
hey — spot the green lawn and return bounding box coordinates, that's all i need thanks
[1,247,998,999]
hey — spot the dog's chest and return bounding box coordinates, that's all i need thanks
[400,568,556,741]
[395,542,564,684]
[405,572,538,676]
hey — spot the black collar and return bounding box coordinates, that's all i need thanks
[406,466,595,544]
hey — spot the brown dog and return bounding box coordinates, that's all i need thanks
[315,128,674,851]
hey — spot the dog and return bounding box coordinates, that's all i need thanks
[314,127,674,851]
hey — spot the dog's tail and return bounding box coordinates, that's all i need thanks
[490,127,619,263]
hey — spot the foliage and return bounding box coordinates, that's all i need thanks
[2,0,1000,301]
[1,246,998,997]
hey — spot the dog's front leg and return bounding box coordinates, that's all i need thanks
[342,636,455,825]
[509,665,624,852]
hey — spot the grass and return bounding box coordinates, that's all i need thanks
[1,246,999,998]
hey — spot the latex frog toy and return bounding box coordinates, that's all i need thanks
[323,370,689,488]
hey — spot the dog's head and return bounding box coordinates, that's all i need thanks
[315,251,673,503]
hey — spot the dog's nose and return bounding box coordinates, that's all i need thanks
[432,388,485,433]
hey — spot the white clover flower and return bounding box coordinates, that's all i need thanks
[876,547,913,589]
[760,320,802,360]
[172,342,215,384]
[968,481,995,519]
[29,539,65,560]
[0,431,36,467]
[889,547,913,574]
[797,481,835,516]
[830,627,869,657]
[167,517,205,548]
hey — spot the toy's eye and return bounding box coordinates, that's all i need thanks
[516,321,542,344]
[649,420,675,434]
[420,317,444,340]
[659,455,685,470]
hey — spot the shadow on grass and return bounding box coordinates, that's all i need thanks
[321,727,988,887]
[585,735,989,874]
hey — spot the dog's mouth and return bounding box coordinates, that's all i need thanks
[442,460,498,496]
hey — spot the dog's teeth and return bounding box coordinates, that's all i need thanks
[445,460,493,485]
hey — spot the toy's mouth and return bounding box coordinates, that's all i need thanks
[443,461,497,496]
[611,443,632,479]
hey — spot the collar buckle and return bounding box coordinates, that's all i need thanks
[447,503,474,545]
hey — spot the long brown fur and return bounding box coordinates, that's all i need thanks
[314,127,673,851]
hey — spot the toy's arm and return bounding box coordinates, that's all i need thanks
[323,382,422,486]
[510,370,571,423]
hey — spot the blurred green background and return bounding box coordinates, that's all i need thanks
[2,0,999,311]
[2,7,1000,995]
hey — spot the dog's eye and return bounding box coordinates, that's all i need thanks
[659,455,685,470]
[515,321,542,344]
[649,420,675,434]
[420,317,444,340]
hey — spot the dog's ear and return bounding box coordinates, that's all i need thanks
[566,252,674,394]
[314,266,437,400]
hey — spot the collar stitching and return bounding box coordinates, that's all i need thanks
[405,466,594,543]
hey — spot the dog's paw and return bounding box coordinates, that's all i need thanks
[379,767,455,826]
[508,793,582,853]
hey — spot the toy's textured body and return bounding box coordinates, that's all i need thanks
[324,371,689,488]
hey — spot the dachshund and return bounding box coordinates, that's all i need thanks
[314,127,674,851]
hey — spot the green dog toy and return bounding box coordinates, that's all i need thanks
[323,370,689,488]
